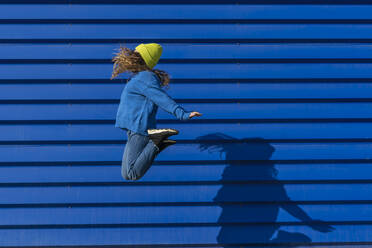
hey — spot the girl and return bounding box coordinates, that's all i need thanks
[110,43,202,181]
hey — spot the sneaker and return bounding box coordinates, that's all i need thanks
[147,128,179,147]
[158,139,177,153]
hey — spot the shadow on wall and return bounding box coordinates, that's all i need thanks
[195,133,335,246]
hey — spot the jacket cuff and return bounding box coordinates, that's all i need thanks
[174,106,191,121]
[182,111,192,121]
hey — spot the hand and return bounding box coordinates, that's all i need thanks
[189,111,202,118]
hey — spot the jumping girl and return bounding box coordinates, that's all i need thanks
[110,43,202,181]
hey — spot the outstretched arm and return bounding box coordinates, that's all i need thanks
[140,78,191,121]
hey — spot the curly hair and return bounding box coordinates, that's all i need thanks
[110,44,170,88]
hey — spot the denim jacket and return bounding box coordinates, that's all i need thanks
[115,70,191,136]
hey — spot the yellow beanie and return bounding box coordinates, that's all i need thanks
[135,43,162,69]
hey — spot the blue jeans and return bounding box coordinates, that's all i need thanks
[121,129,160,181]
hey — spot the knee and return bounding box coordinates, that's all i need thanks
[122,170,141,181]
[121,169,131,181]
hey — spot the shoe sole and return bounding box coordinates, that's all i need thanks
[162,139,177,144]
[148,128,179,136]
[148,129,179,141]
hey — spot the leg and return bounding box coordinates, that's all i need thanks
[121,130,160,181]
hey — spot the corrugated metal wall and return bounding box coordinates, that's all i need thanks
[2,1,372,247]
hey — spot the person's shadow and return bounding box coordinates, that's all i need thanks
[195,133,335,246]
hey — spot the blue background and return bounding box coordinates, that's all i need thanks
[1,1,372,247]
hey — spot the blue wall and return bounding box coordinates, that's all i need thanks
[1,2,372,247]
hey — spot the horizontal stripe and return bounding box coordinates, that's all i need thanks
[1,103,372,120]
[1,5,372,20]
[0,183,371,203]
[0,163,371,183]
[2,82,372,100]
[0,24,372,40]
[0,204,369,225]
[0,224,367,246]
[2,44,372,59]
[1,64,372,79]
[2,123,372,141]
[1,143,372,162]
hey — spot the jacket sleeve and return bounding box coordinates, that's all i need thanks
[140,77,191,121]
